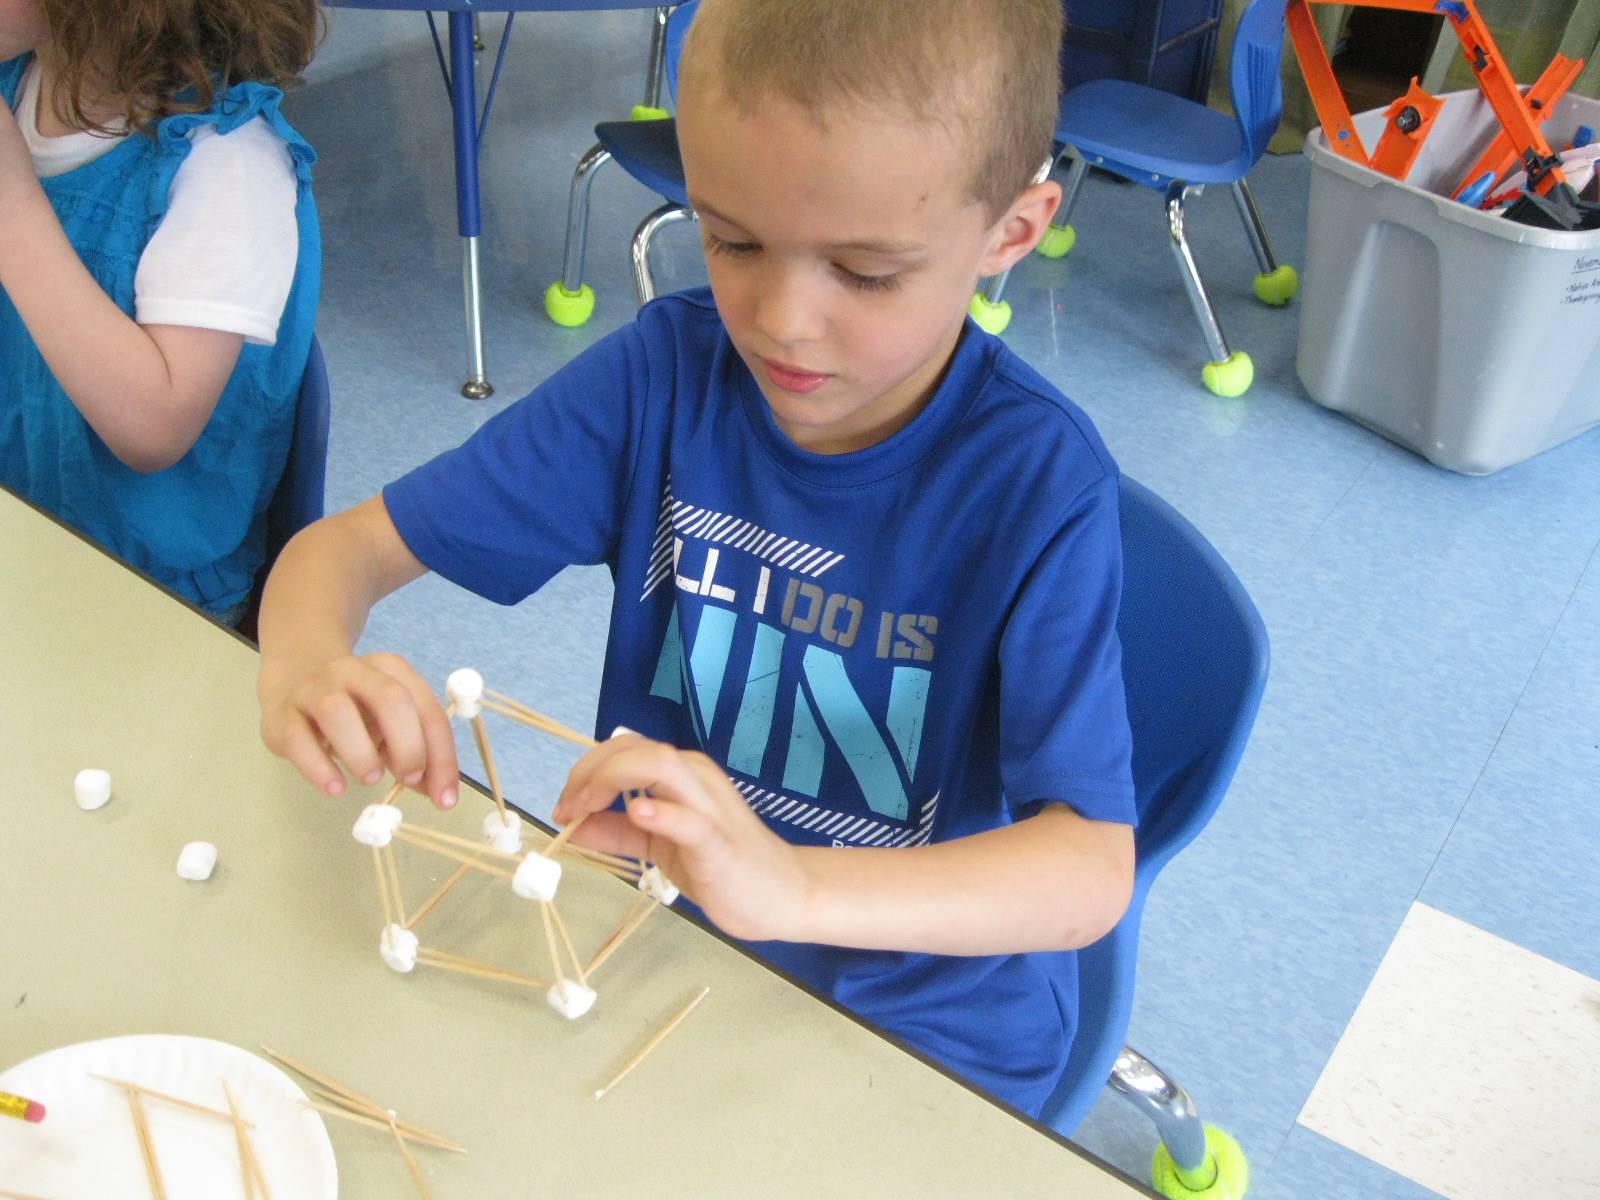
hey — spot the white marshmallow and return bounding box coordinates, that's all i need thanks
[609,725,637,739]
[482,809,524,854]
[637,864,680,906]
[175,841,218,881]
[351,804,404,848]
[546,978,597,1020]
[379,923,419,973]
[511,852,562,902]
[74,768,112,811]
[446,668,485,719]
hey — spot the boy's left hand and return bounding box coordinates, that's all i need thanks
[553,735,811,943]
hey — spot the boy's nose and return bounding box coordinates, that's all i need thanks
[752,267,826,348]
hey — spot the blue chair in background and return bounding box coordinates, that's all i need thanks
[1049,474,1267,1199]
[545,3,695,325]
[240,336,331,640]
[973,0,1299,398]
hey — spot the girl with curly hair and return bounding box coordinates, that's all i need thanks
[0,0,322,623]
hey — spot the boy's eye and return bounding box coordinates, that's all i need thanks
[836,265,902,293]
[704,231,758,258]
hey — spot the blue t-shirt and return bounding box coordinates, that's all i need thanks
[385,288,1135,1116]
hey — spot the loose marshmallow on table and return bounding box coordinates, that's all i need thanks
[74,769,112,811]
[546,978,597,1020]
[351,803,404,848]
[512,852,562,902]
[482,809,524,854]
[446,668,485,720]
[380,923,419,973]
[176,842,217,881]
[637,864,680,906]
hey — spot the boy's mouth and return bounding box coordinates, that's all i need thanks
[761,358,831,394]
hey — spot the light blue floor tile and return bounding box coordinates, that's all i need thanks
[276,13,1600,1198]
[1252,1127,1447,1200]
[1421,551,1600,981]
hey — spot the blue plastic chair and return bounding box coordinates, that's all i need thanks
[240,336,331,639]
[545,2,698,325]
[973,0,1299,398]
[1045,474,1267,1198]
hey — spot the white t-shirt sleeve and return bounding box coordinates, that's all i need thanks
[133,118,299,346]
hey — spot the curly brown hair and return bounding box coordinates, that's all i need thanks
[40,0,322,135]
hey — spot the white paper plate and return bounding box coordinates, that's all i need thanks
[0,1035,337,1198]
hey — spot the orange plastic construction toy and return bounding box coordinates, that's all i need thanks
[1286,0,1600,230]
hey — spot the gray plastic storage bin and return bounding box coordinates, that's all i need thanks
[1298,89,1600,474]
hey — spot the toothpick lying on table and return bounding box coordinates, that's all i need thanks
[261,1047,464,1198]
[594,985,712,1100]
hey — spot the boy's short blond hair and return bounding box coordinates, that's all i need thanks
[679,0,1062,222]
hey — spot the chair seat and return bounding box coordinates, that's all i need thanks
[596,118,689,208]
[1056,79,1248,186]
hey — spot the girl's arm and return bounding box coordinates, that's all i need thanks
[0,102,243,473]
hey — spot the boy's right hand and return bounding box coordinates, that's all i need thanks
[258,651,459,809]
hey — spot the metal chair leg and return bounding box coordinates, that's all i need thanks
[557,144,613,296]
[448,12,491,399]
[1054,154,1092,233]
[1166,182,1233,366]
[1109,1046,1210,1177]
[1229,178,1279,276]
[643,7,670,110]
[632,203,696,306]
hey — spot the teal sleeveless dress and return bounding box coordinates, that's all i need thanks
[0,57,321,616]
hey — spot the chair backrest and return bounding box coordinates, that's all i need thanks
[1228,0,1291,165]
[263,334,331,565]
[1041,474,1268,1133]
[663,2,698,104]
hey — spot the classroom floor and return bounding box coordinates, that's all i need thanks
[287,11,1600,1199]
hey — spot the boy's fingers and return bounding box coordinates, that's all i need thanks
[280,716,346,796]
[348,674,428,785]
[566,810,651,860]
[563,743,718,823]
[558,730,644,806]
[302,690,384,783]
[401,673,459,809]
[625,793,717,853]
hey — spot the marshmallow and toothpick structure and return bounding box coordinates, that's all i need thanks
[351,669,689,1031]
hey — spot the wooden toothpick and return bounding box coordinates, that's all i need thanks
[395,823,523,864]
[415,949,548,991]
[546,900,588,986]
[382,844,407,926]
[124,1088,167,1200]
[372,847,395,925]
[387,1109,433,1199]
[301,1097,465,1154]
[538,901,565,983]
[594,986,711,1100]
[223,1080,271,1200]
[391,829,514,880]
[480,692,598,750]
[406,860,473,930]
[261,1047,465,1154]
[89,1074,253,1128]
[468,715,509,820]
[585,897,659,977]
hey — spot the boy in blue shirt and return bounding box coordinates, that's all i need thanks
[258,0,1136,1117]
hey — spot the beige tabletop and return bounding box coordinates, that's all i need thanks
[0,489,1154,1199]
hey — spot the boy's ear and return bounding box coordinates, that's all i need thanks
[978,180,1063,278]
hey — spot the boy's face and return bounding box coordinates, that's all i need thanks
[0,0,45,60]
[679,82,1025,455]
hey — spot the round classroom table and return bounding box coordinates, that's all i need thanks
[0,486,1158,1199]
[322,1,667,399]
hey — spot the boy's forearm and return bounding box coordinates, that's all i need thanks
[783,805,1133,956]
[257,499,424,677]
[0,183,231,471]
